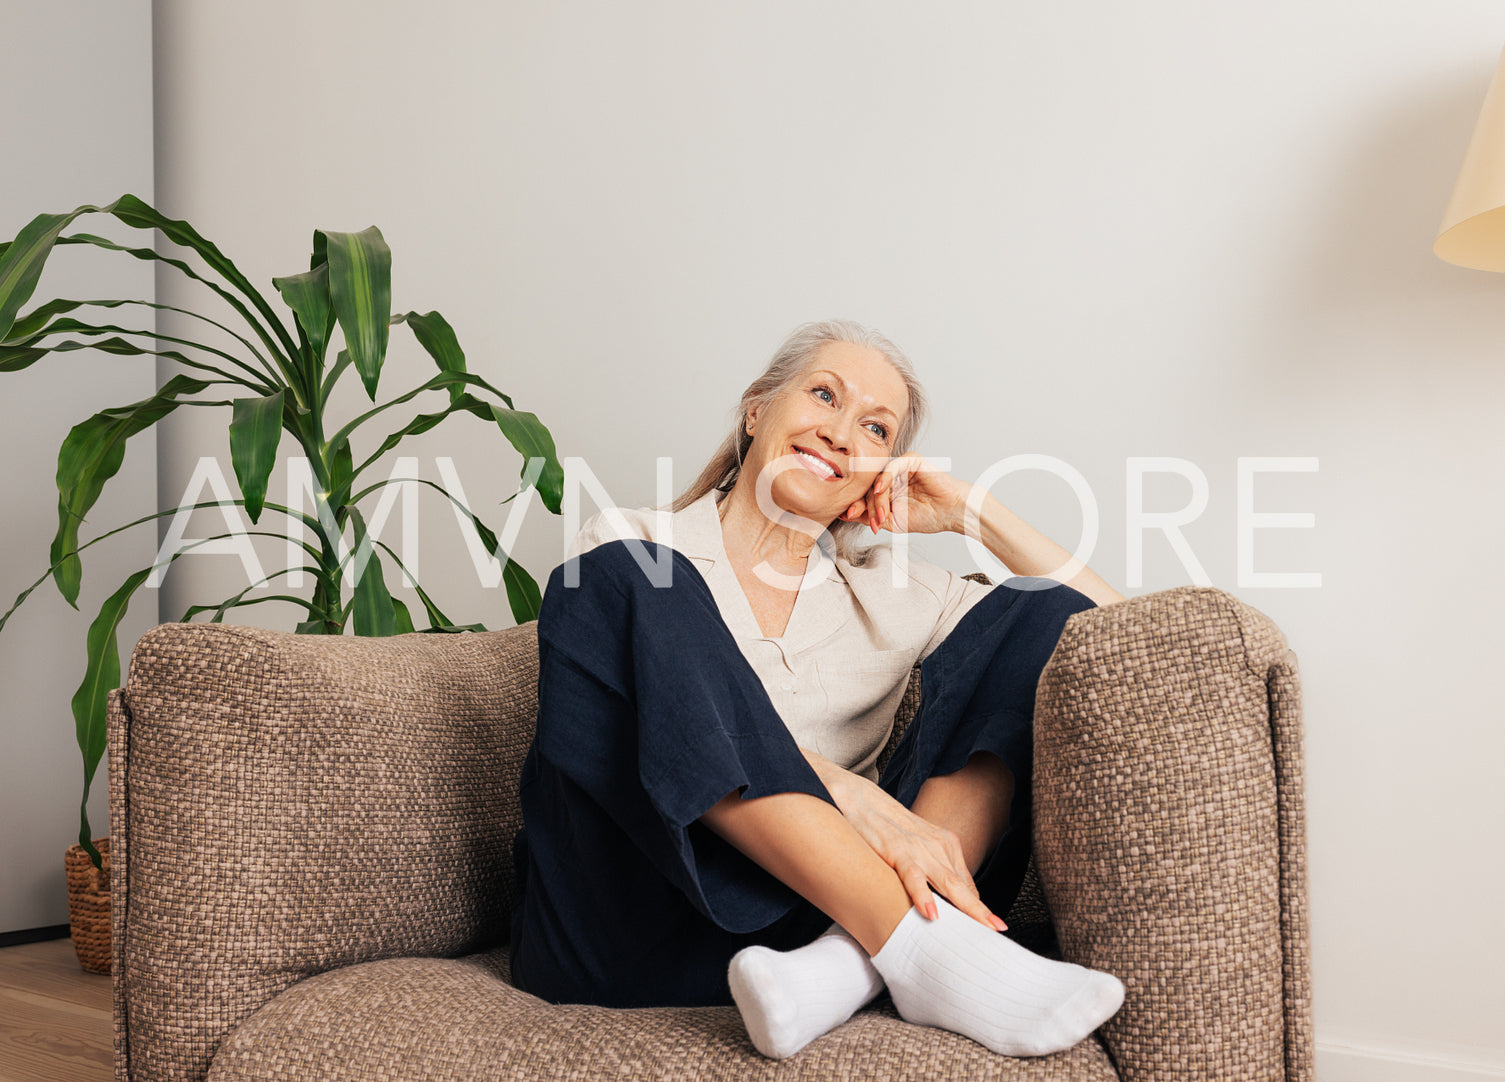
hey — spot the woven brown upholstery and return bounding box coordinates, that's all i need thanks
[108,585,1312,1081]
[1033,586,1314,1081]
[205,948,1119,1081]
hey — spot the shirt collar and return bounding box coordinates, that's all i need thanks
[665,488,729,565]
[678,488,848,586]
[677,488,855,649]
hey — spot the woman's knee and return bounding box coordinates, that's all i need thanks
[550,541,721,632]
[553,539,711,601]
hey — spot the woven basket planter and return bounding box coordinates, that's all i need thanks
[65,837,111,974]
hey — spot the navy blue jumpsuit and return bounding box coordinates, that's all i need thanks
[509,539,1095,1008]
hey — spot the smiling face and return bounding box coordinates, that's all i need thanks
[742,340,910,530]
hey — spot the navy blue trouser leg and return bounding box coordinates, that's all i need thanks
[508,539,1095,1008]
[875,575,1098,921]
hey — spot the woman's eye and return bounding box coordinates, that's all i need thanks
[814,385,886,439]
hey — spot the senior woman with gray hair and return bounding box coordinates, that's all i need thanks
[508,320,1127,1060]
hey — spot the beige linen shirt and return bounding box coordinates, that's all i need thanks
[564,489,994,782]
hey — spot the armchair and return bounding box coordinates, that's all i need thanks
[107,582,1313,1081]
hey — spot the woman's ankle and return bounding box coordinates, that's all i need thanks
[846,886,914,957]
[699,787,921,957]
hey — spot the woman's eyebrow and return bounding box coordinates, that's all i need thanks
[813,370,900,421]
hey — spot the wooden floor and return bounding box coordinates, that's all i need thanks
[0,937,111,1082]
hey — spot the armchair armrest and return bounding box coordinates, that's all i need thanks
[108,621,540,1082]
[1033,586,1314,1082]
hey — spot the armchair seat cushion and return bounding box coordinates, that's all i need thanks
[206,947,1122,1081]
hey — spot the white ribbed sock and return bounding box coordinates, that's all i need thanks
[728,922,885,1059]
[869,896,1125,1057]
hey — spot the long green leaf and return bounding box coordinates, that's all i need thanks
[50,374,212,605]
[1,498,324,637]
[0,344,46,371]
[15,315,276,392]
[7,296,114,341]
[502,555,543,624]
[349,475,501,549]
[398,309,488,405]
[370,538,461,630]
[351,392,492,481]
[358,477,539,623]
[319,347,356,406]
[71,567,151,869]
[1,200,302,397]
[347,509,398,637]
[329,440,354,508]
[228,390,285,522]
[322,227,391,400]
[181,561,325,623]
[183,593,324,623]
[42,333,241,381]
[0,204,114,337]
[490,405,564,514]
[391,597,416,635]
[273,263,335,371]
[11,298,280,389]
[56,233,285,382]
[326,369,512,474]
[67,527,314,869]
[106,195,302,368]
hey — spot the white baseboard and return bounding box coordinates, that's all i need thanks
[1317,1038,1505,1081]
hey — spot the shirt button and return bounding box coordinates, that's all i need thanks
[781,683,792,691]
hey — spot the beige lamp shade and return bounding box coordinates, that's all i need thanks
[1437,45,1505,270]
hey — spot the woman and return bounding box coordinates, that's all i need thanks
[509,320,1128,1060]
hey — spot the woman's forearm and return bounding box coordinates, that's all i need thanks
[955,488,1125,606]
[800,746,858,803]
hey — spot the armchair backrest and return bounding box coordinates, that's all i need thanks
[110,622,539,1082]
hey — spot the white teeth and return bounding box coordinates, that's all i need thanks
[794,448,837,478]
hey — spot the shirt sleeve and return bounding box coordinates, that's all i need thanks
[917,567,996,662]
[563,512,607,562]
[564,507,651,562]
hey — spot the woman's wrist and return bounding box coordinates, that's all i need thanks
[954,484,1127,605]
[800,746,857,804]
[943,482,980,536]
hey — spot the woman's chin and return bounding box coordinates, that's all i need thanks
[761,482,841,527]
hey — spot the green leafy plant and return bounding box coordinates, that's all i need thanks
[0,195,564,870]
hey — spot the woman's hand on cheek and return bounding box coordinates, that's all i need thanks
[866,454,970,536]
[840,497,881,533]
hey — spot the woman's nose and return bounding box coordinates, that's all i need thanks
[817,414,855,455]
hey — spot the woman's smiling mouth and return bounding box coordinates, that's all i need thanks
[792,444,842,479]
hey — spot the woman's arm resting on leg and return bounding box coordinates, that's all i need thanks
[799,747,1005,933]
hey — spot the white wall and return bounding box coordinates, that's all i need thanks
[0,2,155,932]
[142,1,1505,1076]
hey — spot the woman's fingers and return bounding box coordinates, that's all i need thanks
[894,851,1005,931]
[899,863,1004,930]
[938,871,1008,932]
[870,459,905,533]
[884,464,914,531]
[898,865,938,921]
[916,835,1008,933]
[842,779,1009,932]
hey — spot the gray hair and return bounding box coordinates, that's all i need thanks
[671,319,929,566]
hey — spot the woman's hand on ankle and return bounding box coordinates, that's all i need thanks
[825,772,1006,934]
